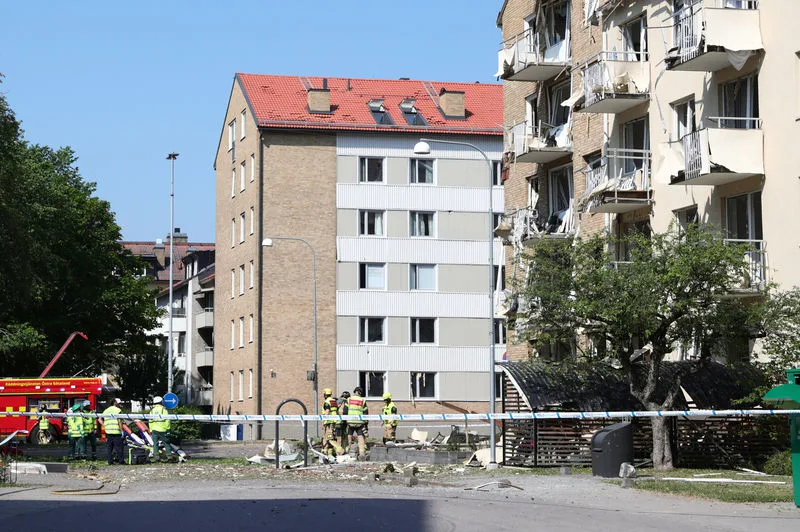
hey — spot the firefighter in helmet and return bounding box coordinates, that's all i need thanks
[337,391,350,452]
[346,387,369,460]
[382,392,398,444]
[322,388,345,457]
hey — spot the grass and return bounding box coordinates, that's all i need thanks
[633,468,795,503]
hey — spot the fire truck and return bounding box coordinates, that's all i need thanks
[0,377,103,443]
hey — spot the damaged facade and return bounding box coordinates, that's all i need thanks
[497,0,800,360]
[213,75,505,436]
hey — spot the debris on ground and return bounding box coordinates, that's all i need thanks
[465,479,523,491]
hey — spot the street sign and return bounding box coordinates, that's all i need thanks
[163,393,179,410]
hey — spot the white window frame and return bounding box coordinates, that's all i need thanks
[239,213,246,243]
[249,260,254,289]
[250,154,255,182]
[672,98,696,141]
[238,370,244,401]
[249,207,254,235]
[719,74,759,129]
[358,157,385,183]
[231,170,236,198]
[229,371,234,401]
[231,218,236,247]
[248,369,253,398]
[230,269,235,299]
[358,210,385,236]
[548,165,573,217]
[359,263,386,290]
[525,93,537,130]
[239,265,245,295]
[358,371,387,399]
[493,319,507,345]
[230,321,235,350]
[410,372,438,400]
[409,158,435,184]
[359,317,386,344]
[240,162,246,192]
[240,110,246,140]
[622,117,650,174]
[621,15,648,61]
[492,161,503,186]
[239,317,244,348]
[410,317,437,344]
[249,314,254,343]
[228,120,236,151]
[409,211,436,237]
[409,264,436,291]
[549,81,571,128]
[726,191,762,241]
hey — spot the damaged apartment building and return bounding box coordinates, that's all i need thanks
[213,74,505,437]
[496,0,800,360]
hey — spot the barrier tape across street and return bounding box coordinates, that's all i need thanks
[2,409,800,424]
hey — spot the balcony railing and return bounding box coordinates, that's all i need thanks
[724,239,767,291]
[497,27,571,82]
[505,119,572,164]
[578,148,652,214]
[195,347,214,367]
[195,307,214,329]
[576,52,650,114]
[674,118,763,185]
[667,1,762,72]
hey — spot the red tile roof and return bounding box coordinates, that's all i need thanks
[121,241,214,283]
[237,74,503,136]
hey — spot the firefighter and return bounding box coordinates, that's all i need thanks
[82,401,98,460]
[66,404,85,460]
[100,398,124,465]
[148,396,170,462]
[37,406,50,444]
[382,392,398,444]
[337,391,350,453]
[321,388,344,457]
[346,387,369,460]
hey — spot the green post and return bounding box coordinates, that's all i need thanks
[763,368,800,508]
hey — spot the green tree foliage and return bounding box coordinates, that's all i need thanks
[515,225,761,469]
[0,83,159,377]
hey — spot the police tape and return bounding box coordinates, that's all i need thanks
[2,409,800,423]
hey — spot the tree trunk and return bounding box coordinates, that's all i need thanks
[650,415,674,470]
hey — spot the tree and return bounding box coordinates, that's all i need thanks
[0,82,160,377]
[514,225,760,469]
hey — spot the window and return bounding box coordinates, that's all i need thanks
[492,161,503,186]
[549,82,571,128]
[359,317,385,343]
[229,371,234,401]
[231,218,236,247]
[411,318,436,343]
[240,110,246,140]
[231,170,236,198]
[249,260,254,289]
[240,162,246,192]
[548,165,573,218]
[495,372,503,399]
[250,207,254,235]
[359,263,385,290]
[238,370,244,401]
[228,120,236,151]
[675,205,699,233]
[358,210,384,236]
[250,154,255,182]
[239,265,245,295]
[359,371,386,398]
[726,191,762,241]
[494,319,507,345]
[239,317,244,348]
[672,98,696,141]
[230,320,235,350]
[230,269,235,299]
[544,0,569,48]
[248,369,253,398]
[410,211,435,237]
[622,15,648,61]
[399,99,427,125]
[493,265,506,290]
[359,157,384,182]
[239,213,245,243]
[525,93,538,128]
[410,264,436,290]
[249,314,254,343]
[410,372,436,399]
[719,75,759,129]
[367,99,394,125]
[410,159,434,184]
[622,117,650,174]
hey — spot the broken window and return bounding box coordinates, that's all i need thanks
[622,117,650,175]
[359,317,385,343]
[493,319,507,344]
[726,191,762,241]
[493,265,506,290]
[674,205,699,234]
[410,372,436,399]
[543,0,570,48]
[410,318,436,344]
[359,210,384,236]
[410,211,435,237]
[410,264,436,290]
[359,157,384,182]
[548,165,573,218]
[410,158,434,184]
[719,75,759,129]
[359,371,386,398]
[622,15,648,61]
[359,263,385,290]
[548,82,570,128]
[672,98,696,141]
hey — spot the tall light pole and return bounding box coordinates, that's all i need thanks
[414,138,499,468]
[262,236,319,437]
[166,152,179,394]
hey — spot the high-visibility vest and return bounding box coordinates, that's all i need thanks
[67,416,84,438]
[38,415,50,431]
[323,397,339,425]
[346,396,366,426]
[149,404,170,432]
[102,405,122,434]
[382,402,398,427]
[83,411,96,434]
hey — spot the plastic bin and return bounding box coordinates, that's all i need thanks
[591,421,633,478]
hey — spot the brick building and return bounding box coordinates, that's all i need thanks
[214,74,504,438]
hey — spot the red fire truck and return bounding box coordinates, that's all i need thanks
[0,378,103,443]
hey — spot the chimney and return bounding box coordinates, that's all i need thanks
[439,88,466,118]
[167,227,188,244]
[307,85,331,114]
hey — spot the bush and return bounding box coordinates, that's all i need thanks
[763,450,792,476]
[169,405,214,444]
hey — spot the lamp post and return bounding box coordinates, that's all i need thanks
[413,138,498,468]
[166,152,179,394]
[262,236,319,436]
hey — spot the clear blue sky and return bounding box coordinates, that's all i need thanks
[1,1,503,242]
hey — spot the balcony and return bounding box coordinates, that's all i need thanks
[495,206,573,250]
[666,1,763,72]
[724,239,767,294]
[195,307,214,330]
[505,120,572,164]
[189,388,213,406]
[575,52,649,114]
[669,119,764,186]
[497,28,570,82]
[195,347,214,368]
[577,149,652,214]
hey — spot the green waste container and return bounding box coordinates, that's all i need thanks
[762,368,800,508]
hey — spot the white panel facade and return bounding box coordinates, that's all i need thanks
[337,184,504,213]
[336,134,503,160]
[336,237,504,265]
[337,291,488,318]
[337,345,506,372]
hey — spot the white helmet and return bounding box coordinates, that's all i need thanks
[153,396,163,404]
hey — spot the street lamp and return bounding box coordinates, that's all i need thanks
[166,152,179,394]
[413,138,499,468]
[262,236,319,436]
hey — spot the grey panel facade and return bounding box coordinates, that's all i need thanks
[337,209,357,237]
[437,159,493,188]
[438,264,487,293]
[439,317,489,346]
[337,156,358,184]
[438,212,490,241]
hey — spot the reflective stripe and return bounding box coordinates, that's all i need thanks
[323,398,339,425]
[102,406,122,434]
[346,396,366,425]
[67,417,84,437]
[149,405,170,432]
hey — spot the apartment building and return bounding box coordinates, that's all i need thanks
[497,0,800,359]
[213,74,504,434]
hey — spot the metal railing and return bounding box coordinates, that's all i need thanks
[581,52,647,108]
[708,116,761,130]
[671,1,758,64]
[171,308,186,318]
[681,117,760,180]
[724,239,766,289]
[505,119,571,156]
[500,27,569,72]
[579,148,651,209]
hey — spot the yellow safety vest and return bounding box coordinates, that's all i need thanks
[346,396,366,426]
[38,415,50,431]
[382,402,398,427]
[149,404,170,432]
[323,397,339,425]
[83,411,96,434]
[67,416,84,438]
[102,405,122,434]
